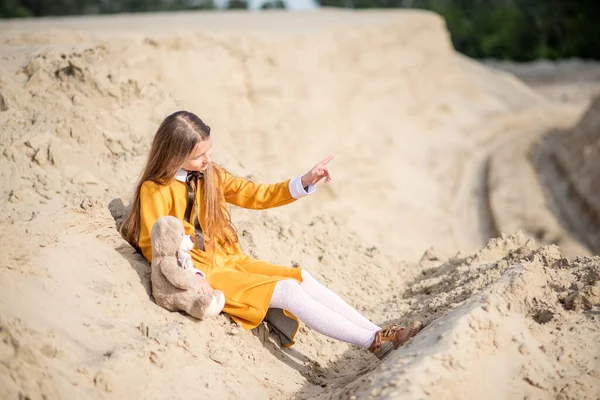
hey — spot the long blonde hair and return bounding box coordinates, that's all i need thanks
[120,111,238,255]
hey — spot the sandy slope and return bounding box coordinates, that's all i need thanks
[0,10,598,400]
[0,9,548,260]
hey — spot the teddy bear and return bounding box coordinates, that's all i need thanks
[150,215,225,320]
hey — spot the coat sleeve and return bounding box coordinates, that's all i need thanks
[220,168,296,210]
[138,181,173,263]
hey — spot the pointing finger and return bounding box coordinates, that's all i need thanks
[319,154,335,166]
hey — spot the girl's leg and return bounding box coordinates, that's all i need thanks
[299,270,381,332]
[270,279,377,348]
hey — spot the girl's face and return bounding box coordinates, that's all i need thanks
[182,138,213,172]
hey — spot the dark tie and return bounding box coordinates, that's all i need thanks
[184,171,205,251]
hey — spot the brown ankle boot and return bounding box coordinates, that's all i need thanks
[368,330,394,360]
[379,320,424,349]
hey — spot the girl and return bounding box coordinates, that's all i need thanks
[121,111,422,360]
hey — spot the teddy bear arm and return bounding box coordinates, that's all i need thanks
[161,260,196,290]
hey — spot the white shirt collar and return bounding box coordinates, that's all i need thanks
[175,169,188,183]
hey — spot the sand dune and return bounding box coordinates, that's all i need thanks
[0,10,598,400]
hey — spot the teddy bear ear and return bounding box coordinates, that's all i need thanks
[151,217,163,234]
[171,218,185,234]
[153,216,175,236]
[151,216,185,243]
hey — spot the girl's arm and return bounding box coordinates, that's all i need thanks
[221,168,315,210]
[138,181,173,262]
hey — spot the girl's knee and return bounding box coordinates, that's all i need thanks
[271,279,304,309]
[277,278,302,293]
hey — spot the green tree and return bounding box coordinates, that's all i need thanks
[261,0,286,9]
[0,0,31,17]
[227,0,247,9]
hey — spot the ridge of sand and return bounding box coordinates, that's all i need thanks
[0,10,598,400]
[346,234,600,399]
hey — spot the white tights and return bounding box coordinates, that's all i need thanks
[269,270,380,348]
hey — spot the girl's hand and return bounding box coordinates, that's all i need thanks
[194,274,212,295]
[301,155,334,187]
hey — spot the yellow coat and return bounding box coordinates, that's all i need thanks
[138,166,303,345]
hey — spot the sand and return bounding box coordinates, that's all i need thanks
[0,9,598,400]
